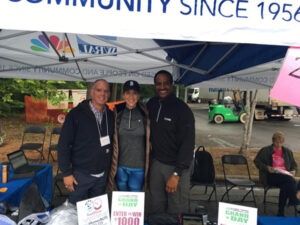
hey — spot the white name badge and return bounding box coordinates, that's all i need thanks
[100,135,110,147]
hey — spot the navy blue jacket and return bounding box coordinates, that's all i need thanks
[147,93,195,176]
[58,100,114,177]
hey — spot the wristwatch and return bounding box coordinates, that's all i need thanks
[173,172,179,176]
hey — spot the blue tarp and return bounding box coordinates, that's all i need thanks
[155,40,288,86]
[258,216,300,225]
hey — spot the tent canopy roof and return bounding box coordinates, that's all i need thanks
[0,30,288,86]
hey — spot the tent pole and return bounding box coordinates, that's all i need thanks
[65,33,86,81]
[0,31,36,41]
[207,44,239,74]
[177,43,209,82]
[176,85,179,98]
[90,35,208,75]
[184,87,188,103]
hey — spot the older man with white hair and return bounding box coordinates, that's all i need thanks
[58,79,114,204]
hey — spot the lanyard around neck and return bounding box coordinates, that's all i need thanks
[95,110,109,138]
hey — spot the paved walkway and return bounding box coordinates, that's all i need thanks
[189,182,299,223]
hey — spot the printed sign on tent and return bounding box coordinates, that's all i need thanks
[270,47,300,107]
[111,191,144,225]
[1,1,300,47]
[218,202,257,225]
[77,194,110,225]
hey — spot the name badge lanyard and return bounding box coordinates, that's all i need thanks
[95,111,109,146]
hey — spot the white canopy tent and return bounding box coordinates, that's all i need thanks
[1,0,300,46]
[188,59,283,89]
[0,30,177,84]
[0,1,299,86]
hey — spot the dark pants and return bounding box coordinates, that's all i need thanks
[149,159,191,214]
[267,173,298,214]
[69,170,107,205]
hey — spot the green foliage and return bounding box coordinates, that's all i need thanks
[0,78,87,117]
[47,90,68,107]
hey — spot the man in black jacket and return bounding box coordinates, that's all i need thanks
[58,79,114,204]
[147,70,195,214]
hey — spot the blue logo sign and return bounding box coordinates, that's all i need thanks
[76,35,117,55]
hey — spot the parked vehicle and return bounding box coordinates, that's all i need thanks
[255,90,298,120]
[191,88,300,121]
[188,88,201,103]
[208,90,247,124]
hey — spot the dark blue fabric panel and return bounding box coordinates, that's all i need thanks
[258,216,300,225]
[0,164,53,206]
[155,40,288,86]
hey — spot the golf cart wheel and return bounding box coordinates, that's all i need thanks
[239,113,247,124]
[213,115,224,124]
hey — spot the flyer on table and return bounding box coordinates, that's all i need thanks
[111,191,145,225]
[77,194,111,225]
[218,202,257,225]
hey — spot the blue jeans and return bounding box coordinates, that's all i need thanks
[116,166,144,192]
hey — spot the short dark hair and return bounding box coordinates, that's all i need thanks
[154,70,173,84]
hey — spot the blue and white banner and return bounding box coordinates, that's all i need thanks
[0,0,299,46]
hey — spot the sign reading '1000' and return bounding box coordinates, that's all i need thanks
[115,217,140,225]
[7,0,300,22]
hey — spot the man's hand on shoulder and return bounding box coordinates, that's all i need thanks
[64,175,78,192]
[165,175,180,193]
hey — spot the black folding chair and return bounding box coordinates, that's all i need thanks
[47,127,61,163]
[221,154,256,207]
[190,179,218,209]
[20,125,46,162]
[263,185,298,216]
[53,167,65,197]
[189,146,218,212]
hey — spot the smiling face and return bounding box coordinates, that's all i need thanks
[154,73,173,99]
[123,89,140,109]
[90,80,110,111]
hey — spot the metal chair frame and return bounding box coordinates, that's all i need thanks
[53,167,65,197]
[190,181,218,208]
[221,154,257,207]
[189,147,218,212]
[20,125,46,162]
[47,127,61,163]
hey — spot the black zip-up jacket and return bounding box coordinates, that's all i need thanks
[254,144,297,185]
[58,100,114,177]
[147,93,195,176]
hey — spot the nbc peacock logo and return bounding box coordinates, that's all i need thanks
[30,34,75,53]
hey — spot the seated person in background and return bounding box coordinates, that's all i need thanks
[254,131,300,216]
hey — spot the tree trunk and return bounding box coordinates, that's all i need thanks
[239,90,259,154]
[245,90,258,147]
[240,90,250,154]
[111,83,118,102]
[86,82,93,100]
[120,84,123,101]
[0,124,3,146]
